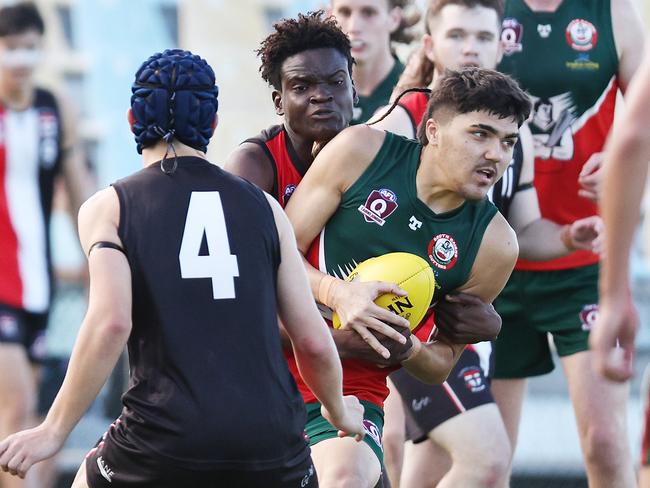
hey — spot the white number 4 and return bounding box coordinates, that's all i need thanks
[179,191,239,299]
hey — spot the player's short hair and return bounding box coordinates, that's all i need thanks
[417,68,531,145]
[0,2,45,37]
[257,10,353,91]
[130,49,218,154]
[425,0,503,33]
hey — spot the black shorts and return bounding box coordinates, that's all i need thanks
[85,419,318,488]
[390,344,494,443]
[0,303,48,363]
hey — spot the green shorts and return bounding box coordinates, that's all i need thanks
[305,400,384,466]
[493,264,598,378]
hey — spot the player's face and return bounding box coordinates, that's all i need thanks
[276,48,354,142]
[425,110,518,201]
[425,5,501,72]
[330,0,400,66]
[0,30,42,89]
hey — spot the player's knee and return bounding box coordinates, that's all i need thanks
[382,429,404,463]
[458,443,511,487]
[582,425,625,471]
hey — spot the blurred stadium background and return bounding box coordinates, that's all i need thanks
[14,0,650,486]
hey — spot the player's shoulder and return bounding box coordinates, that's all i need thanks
[329,124,386,156]
[224,128,281,193]
[481,211,518,265]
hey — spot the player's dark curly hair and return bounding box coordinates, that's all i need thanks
[0,2,44,37]
[417,68,531,145]
[130,49,218,155]
[257,10,353,91]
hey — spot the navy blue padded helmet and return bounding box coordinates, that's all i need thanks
[131,49,219,154]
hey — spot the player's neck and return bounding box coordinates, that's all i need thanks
[283,124,316,171]
[415,148,466,214]
[0,78,34,110]
[524,0,563,12]
[141,140,207,167]
[353,51,395,97]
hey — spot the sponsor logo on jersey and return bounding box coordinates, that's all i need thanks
[565,53,600,71]
[301,463,315,487]
[363,419,383,451]
[428,234,458,270]
[283,184,296,206]
[411,396,431,412]
[408,215,423,231]
[358,189,398,226]
[565,19,598,52]
[537,24,552,38]
[579,304,599,331]
[501,18,523,55]
[459,366,486,393]
[97,456,115,483]
[0,314,19,339]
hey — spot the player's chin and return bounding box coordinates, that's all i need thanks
[309,123,346,142]
[460,186,490,202]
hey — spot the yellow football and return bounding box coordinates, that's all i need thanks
[331,252,436,331]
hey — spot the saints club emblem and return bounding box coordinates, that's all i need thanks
[460,367,486,393]
[358,189,399,226]
[566,19,598,52]
[428,233,458,270]
[282,184,296,206]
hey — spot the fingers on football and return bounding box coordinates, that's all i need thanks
[370,281,407,298]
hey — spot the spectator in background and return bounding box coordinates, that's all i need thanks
[329,0,420,124]
[0,3,91,487]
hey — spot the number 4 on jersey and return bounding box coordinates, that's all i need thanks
[179,191,239,299]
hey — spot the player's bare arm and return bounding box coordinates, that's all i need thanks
[400,213,518,384]
[592,43,650,381]
[285,125,412,359]
[224,142,275,193]
[58,92,93,221]
[267,193,365,440]
[0,187,131,478]
[578,0,645,202]
[510,125,602,259]
[368,104,415,138]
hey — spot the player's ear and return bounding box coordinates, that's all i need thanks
[424,117,441,146]
[423,33,435,63]
[211,114,218,130]
[388,5,402,34]
[272,90,284,116]
[126,108,135,133]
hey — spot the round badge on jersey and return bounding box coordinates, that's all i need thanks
[501,18,524,56]
[428,234,458,270]
[565,19,598,52]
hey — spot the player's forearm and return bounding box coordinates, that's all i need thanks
[517,218,571,261]
[42,314,130,439]
[302,255,342,307]
[401,338,464,384]
[292,335,345,415]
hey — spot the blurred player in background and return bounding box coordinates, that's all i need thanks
[0,3,91,487]
[0,48,365,487]
[329,0,420,123]
[592,41,650,487]
[492,1,645,486]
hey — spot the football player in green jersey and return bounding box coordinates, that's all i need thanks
[285,68,530,488]
[329,0,419,124]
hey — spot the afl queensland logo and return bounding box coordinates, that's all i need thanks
[428,234,458,270]
[566,19,598,52]
[358,188,398,226]
[282,184,296,206]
